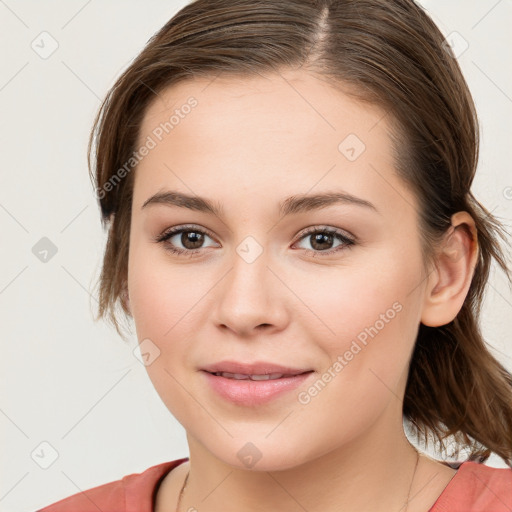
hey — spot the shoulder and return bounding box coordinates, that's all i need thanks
[431,461,512,512]
[35,458,189,512]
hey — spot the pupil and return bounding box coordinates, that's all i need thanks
[312,233,332,250]
[183,231,204,249]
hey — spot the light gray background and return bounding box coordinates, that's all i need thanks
[1,1,511,511]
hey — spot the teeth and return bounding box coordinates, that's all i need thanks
[250,373,284,380]
[214,372,288,380]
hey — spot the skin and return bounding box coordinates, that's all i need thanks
[125,69,478,512]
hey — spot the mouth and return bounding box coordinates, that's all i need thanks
[205,370,313,380]
[200,360,314,377]
[200,365,315,406]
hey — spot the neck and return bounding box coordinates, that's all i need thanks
[179,412,421,512]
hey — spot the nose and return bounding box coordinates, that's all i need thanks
[212,244,289,338]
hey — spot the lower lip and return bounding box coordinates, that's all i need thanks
[201,371,314,406]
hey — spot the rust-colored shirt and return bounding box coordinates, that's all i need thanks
[36,458,512,511]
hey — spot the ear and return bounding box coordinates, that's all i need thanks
[421,211,479,327]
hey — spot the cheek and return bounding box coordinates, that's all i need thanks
[293,250,421,349]
[128,239,207,337]
[286,279,420,454]
[127,243,215,407]
[127,248,203,427]
[292,246,424,399]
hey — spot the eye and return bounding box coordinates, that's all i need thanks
[293,226,355,257]
[153,224,355,258]
[153,224,218,257]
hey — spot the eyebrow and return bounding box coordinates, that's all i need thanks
[141,190,378,217]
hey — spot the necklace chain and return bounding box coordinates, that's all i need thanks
[176,450,420,512]
[176,470,189,512]
[405,449,420,512]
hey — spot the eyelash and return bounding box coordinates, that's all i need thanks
[153,224,355,258]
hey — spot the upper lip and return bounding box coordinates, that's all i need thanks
[201,360,313,376]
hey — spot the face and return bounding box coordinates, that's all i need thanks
[127,69,428,471]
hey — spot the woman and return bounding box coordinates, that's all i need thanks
[38,0,512,510]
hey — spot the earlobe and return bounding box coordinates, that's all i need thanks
[421,212,479,327]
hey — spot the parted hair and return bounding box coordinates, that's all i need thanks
[87,0,512,467]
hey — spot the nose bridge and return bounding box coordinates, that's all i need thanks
[228,233,270,301]
[213,231,286,334]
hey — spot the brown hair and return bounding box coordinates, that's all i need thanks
[88,0,512,467]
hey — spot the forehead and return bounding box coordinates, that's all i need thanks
[132,70,415,219]
[138,70,388,150]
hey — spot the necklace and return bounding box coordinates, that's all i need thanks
[176,470,189,512]
[175,450,420,512]
[405,449,420,512]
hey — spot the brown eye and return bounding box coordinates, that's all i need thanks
[309,232,335,251]
[294,227,355,256]
[154,225,218,257]
[177,230,205,250]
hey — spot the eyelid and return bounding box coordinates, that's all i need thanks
[155,224,354,242]
[295,224,355,242]
[154,223,218,243]
[154,223,356,257]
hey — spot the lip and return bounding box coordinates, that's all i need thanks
[202,371,314,406]
[200,360,312,376]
